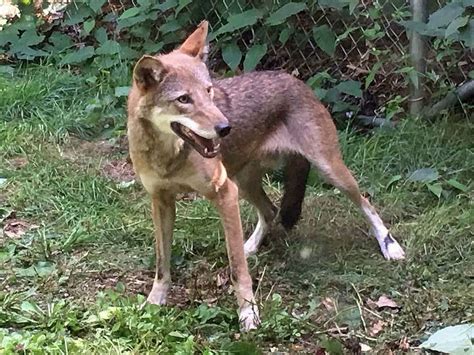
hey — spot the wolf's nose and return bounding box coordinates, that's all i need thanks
[215,123,232,138]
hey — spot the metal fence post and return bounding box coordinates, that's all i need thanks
[409,0,428,116]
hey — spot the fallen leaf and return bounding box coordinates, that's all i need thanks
[360,343,372,352]
[369,320,386,336]
[420,324,473,354]
[366,298,378,310]
[299,246,312,259]
[216,269,229,287]
[399,336,410,351]
[3,219,39,239]
[15,261,56,277]
[322,297,336,311]
[372,295,399,309]
[290,344,304,352]
[117,180,135,189]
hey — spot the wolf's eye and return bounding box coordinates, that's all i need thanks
[176,94,191,104]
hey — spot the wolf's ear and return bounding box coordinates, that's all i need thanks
[178,21,209,61]
[133,55,166,91]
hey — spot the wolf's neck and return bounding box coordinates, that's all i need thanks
[150,124,184,157]
[131,118,189,175]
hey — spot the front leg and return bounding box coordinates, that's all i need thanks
[210,178,260,331]
[147,192,176,305]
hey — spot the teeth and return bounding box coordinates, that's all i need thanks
[215,144,220,149]
[204,147,208,154]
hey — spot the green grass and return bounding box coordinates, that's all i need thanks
[1,65,473,354]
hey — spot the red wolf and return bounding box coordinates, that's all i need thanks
[127,21,405,331]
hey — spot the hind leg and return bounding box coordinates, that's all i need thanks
[234,163,278,257]
[310,156,405,260]
[280,154,311,230]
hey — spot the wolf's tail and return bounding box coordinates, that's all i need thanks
[279,154,310,230]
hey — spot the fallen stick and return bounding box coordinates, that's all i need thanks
[424,79,474,119]
[354,115,395,128]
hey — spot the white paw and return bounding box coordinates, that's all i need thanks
[146,282,169,305]
[385,242,406,260]
[239,303,260,332]
[380,234,405,260]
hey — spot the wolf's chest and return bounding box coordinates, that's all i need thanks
[135,161,218,196]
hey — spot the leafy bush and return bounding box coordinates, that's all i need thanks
[401,0,472,47]
[1,0,471,121]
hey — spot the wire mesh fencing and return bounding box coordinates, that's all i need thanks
[3,0,470,113]
[179,0,471,110]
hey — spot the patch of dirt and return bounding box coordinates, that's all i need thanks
[1,212,39,241]
[60,136,128,164]
[101,159,135,183]
[7,157,28,169]
[68,268,152,302]
[67,260,234,309]
[59,136,136,183]
[195,264,230,303]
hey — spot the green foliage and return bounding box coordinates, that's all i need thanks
[213,9,265,36]
[222,42,242,71]
[401,0,473,47]
[313,25,337,56]
[307,73,362,113]
[243,44,267,72]
[406,167,469,199]
[265,2,307,26]
[1,0,467,124]
[0,0,404,78]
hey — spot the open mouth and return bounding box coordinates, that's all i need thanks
[170,122,220,158]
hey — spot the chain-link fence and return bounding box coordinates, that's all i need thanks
[182,0,471,110]
[3,0,472,114]
[201,1,409,78]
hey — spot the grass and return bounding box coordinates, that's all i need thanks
[0,65,473,354]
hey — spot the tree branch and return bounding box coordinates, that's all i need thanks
[424,79,474,119]
[354,115,395,128]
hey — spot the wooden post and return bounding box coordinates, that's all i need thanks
[409,0,428,116]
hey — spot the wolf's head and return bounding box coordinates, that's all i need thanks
[132,21,230,158]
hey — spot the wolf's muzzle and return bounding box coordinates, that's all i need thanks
[215,123,232,138]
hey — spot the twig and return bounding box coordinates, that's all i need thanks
[424,79,474,120]
[364,306,383,319]
[355,115,395,128]
[355,332,378,342]
[264,282,276,302]
[351,283,367,332]
[255,264,267,300]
